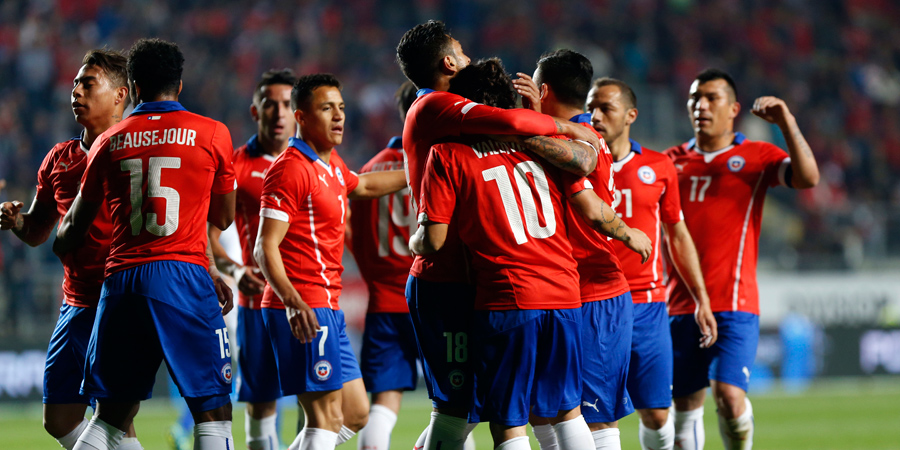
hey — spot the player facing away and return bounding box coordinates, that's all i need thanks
[396,21,603,450]
[664,69,820,450]
[520,49,644,450]
[253,74,407,450]
[0,49,143,450]
[350,81,421,450]
[411,58,649,450]
[207,68,298,450]
[53,38,237,450]
[588,77,718,450]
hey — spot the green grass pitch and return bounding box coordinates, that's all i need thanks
[2,378,898,449]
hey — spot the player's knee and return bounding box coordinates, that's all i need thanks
[43,415,76,439]
[713,389,745,419]
[344,405,368,432]
[638,408,669,430]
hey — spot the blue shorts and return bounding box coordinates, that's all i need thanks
[263,307,361,394]
[670,311,759,398]
[361,312,419,394]
[470,308,582,426]
[236,306,282,403]
[581,293,635,423]
[405,276,475,409]
[44,304,96,404]
[82,261,233,405]
[627,301,673,410]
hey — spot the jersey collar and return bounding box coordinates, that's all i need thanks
[569,113,591,124]
[245,134,260,156]
[130,100,187,115]
[289,136,333,174]
[687,131,746,150]
[416,88,435,97]
[629,138,643,154]
[75,131,88,153]
[387,136,402,149]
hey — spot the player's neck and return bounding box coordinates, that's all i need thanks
[542,103,581,122]
[304,138,334,164]
[695,130,735,153]
[81,110,124,148]
[609,133,632,162]
[258,133,290,157]
[432,77,451,93]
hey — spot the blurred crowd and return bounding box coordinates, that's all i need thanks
[0,0,899,340]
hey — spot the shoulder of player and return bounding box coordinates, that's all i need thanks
[736,138,786,157]
[359,147,403,173]
[662,142,690,158]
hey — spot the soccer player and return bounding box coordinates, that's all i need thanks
[207,68,298,450]
[519,49,638,450]
[664,69,820,450]
[54,38,237,450]
[588,77,718,450]
[349,81,420,450]
[0,49,143,450]
[396,21,603,450]
[254,74,407,450]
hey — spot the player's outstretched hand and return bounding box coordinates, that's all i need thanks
[234,266,266,296]
[625,227,652,264]
[285,302,319,343]
[0,200,24,230]
[695,303,718,348]
[513,73,541,113]
[212,275,234,315]
[751,96,793,127]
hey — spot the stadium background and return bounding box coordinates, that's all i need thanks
[0,0,898,448]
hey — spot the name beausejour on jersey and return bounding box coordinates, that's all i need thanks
[108,128,198,151]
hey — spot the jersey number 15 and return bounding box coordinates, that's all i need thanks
[121,157,181,237]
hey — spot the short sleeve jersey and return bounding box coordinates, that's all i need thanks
[610,140,683,301]
[349,137,415,314]
[403,89,558,284]
[35,137,113,307]
[664,132,790,315]
[232,135,278,309]
[80,101,235,276]
[259,138,359,311]
[564,115,630,302]
[419,137,584,311]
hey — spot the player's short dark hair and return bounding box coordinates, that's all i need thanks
[396,80,418,122]
[448,58,517,110]
[396,20,454,90]
[127,38,184,102]
[253,69,298,104]
[536,49,593,109]
[695,68,737,101]
[592,77,637,109]
[83,48,130,108]
[291,73,342,111]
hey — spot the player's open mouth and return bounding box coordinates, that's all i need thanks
[331,126,343,134]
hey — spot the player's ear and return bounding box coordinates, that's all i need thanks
[115,85,128,107]
[539,83,549,101]
[177,80,183,96]
[626,107,638,125]
[250,103,259,122]
[293,109,304,126]
[730,101,740,119]
[441,54,457,76]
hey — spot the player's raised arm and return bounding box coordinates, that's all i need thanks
[1,195,58,246]
[253,217,318,343]
[347,169,407,200]
[567,186,651,263]
[53,193,102,257]
[751,96,819,189]
[663,220,717,348]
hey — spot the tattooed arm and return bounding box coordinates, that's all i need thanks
[502,133,598,178]
[751,96,819,189]
[567,188,652,263]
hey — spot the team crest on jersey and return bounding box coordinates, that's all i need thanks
[448,370,465,390]
[336,167,345,186]
[221,363,233,384]
[637,166,656,184]
[314,360,333,381]
[727,155,746,172]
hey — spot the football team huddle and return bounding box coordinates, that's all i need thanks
[0,19,819,450]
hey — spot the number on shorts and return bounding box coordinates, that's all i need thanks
[317,326,329,357]
[443,331,468,363]
[214,327,230,359]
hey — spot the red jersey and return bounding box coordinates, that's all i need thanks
[80,101,235,276]
[259,138,359,311]
[36,137,112,307]
[419,137,584,311]
[232,135,277,309]
[404,89,559,284]
[349,137,414,314]
[564,114,630,302]
[664,132,790,315]
[610,140,683,302]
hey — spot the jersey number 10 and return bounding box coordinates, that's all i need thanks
[121,157,181,236]
[482,161,556,245]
